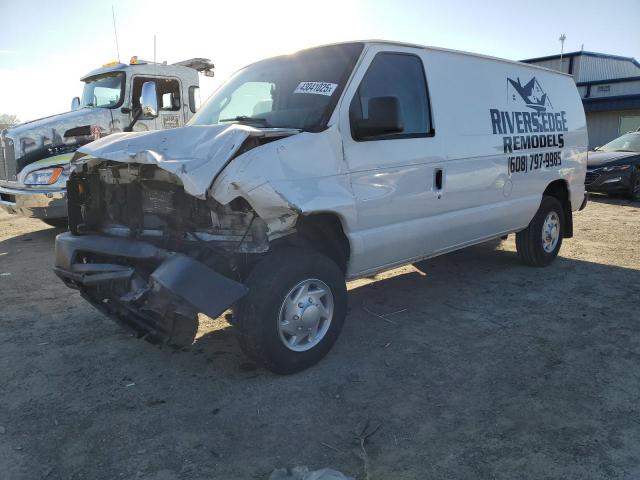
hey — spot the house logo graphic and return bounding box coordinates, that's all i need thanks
[507,77,553,112]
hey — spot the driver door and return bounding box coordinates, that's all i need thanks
[339,47,443,274]
[130,76,184,131]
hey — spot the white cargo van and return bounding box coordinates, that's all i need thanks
[54,41,588,373]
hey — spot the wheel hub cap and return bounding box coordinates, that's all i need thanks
[300,305,321,328]
[278,279,334,352]
[542,211,560,253]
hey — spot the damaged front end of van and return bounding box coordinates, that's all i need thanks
[53,124,303,347]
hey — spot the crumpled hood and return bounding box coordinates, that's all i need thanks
[73,124,300,198]
[588,150,640,168]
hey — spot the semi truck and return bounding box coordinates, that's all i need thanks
[0,56,214,226]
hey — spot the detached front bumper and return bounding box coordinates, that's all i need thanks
[0,184,67,218]
[54,232,248,345]
[585,168,633,194]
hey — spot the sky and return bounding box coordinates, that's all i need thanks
[1,0,639,122]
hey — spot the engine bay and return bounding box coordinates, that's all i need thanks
[67,161,270,254]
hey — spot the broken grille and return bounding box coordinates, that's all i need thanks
[0,137,6,180]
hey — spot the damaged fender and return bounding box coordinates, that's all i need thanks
[210,125,358,239]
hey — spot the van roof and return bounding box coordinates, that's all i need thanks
[293,40,574,78]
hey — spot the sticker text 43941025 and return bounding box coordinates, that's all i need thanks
[293,82,338,96]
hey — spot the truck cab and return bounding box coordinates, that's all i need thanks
[0,56,213,224]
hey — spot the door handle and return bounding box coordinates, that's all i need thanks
[434,168,443,191]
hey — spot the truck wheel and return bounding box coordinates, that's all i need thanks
[516,196,564,267]
[42,218,68,228]
[234,248,347,374]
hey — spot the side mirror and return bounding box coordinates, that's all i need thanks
[353,96,403,139]
[71,97,81,111]
[141,81,158,118]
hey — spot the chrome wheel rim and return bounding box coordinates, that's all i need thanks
[542,211,560,253]
[277,278,334,352]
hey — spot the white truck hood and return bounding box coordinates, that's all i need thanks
[72,124,300,198]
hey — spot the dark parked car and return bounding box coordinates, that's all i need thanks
[586,131,640,200]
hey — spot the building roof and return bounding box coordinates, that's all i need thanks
[522,50,640,69]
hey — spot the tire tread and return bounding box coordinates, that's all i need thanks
[516,195,564,267]
[234,248,347,374]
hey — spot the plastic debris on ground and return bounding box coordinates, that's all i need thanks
[269,466,353,480]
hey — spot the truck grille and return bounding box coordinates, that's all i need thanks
[0,137,16,181]
[0,137,7,180]
[0,137,6,180]
[585,170,600,185]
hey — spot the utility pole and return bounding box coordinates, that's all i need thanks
[559,34,567,72]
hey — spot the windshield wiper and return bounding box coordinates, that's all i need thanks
[219,115,271,127]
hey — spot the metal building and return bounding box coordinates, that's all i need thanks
[522,51,640,148]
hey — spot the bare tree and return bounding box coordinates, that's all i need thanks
[0,113,20,127]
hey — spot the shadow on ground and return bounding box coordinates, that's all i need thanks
[588,192,640,208]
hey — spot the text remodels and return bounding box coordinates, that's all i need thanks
[490,76,568,154]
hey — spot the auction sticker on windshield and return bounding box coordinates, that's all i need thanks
[294,81,338,96]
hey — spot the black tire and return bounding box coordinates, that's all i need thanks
[234,248,347,374]
[628,169,640,200]
[42,217,68,228]
[516,196,565,267]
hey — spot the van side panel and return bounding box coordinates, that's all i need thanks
[420,47,587,243]
[339,44,587,277]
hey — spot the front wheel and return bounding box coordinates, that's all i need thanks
[234,248,347,374]
[516,196,565,267]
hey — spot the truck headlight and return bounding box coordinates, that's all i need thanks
[24,167,65,185]
[602,164,631,172]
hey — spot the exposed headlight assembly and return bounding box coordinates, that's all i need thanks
[24,166,66,185]
[602,164,631,172]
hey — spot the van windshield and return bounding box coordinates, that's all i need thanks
[81,72,124,108]
[189,43,363,131]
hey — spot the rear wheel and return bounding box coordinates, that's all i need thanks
[516,196,564,267]
[234,248,347,374]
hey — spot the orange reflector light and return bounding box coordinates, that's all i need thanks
[48,167,64,185]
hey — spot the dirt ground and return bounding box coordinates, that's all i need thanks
[0,195,639,480]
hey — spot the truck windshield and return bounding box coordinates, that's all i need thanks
[81,72,124,108]
[189,43,364,131]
